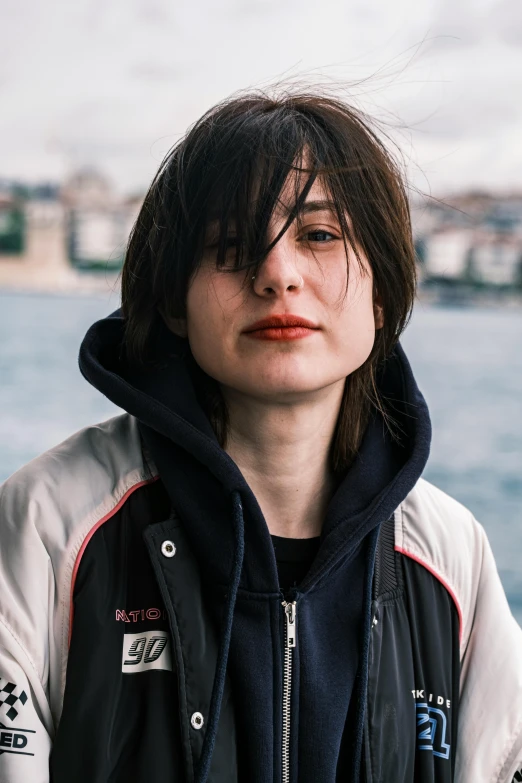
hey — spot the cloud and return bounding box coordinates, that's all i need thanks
[1,0,522,195]
[404,83,522,140]
[129,62,181,83]
[489,0,522,46]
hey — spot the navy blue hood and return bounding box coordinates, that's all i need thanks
[79,311,431,782]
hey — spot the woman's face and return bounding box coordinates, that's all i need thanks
[180,177,384,403]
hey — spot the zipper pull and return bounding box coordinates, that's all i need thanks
[283,601,297,648]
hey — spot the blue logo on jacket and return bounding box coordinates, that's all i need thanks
[416,703,450,760]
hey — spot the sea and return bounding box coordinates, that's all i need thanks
[1,291,521,623]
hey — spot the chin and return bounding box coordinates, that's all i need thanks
[242,371,340,401]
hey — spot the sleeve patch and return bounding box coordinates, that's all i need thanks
[0,722,36,756]
[0,679,29,723]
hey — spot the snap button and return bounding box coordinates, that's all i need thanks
[161,540,176,558]
[191,711,204,730]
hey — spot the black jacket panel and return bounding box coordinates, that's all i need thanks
[364,549,460,783]
[144,516,238,783]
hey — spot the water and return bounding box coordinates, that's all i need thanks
[1,291,521,622]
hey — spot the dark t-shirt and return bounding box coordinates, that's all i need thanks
[271,534,321,593]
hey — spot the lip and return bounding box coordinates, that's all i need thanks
[242,314,320,341]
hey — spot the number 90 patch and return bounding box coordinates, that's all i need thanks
[122,631,172,673]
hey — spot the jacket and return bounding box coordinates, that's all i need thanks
[0,313,521,782]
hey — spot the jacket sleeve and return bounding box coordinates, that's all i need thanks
[0,471,57,783]
[0,616,53,782]
[456,518,522,783]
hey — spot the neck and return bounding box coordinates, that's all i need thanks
[222,381,345,538]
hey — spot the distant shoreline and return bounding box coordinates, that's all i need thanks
[0,263,120,297]
[416,283,522,309]
[1,264,521,308]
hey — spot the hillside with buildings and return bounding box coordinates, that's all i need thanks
[412,192,522,296]
[1,173,522,303]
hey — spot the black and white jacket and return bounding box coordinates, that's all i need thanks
[0,413,521,782]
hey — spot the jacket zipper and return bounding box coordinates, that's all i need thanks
[281,600,297,783]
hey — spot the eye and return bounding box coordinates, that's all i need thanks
[302,230,339,243]
[214,236,246,270]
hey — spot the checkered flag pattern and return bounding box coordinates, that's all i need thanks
[0,678,28,722]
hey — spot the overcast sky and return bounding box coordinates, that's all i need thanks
[1,0,522,196]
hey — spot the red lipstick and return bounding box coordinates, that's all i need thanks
[242,314,320,341]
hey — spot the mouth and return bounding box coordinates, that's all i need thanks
[242,314,320,342]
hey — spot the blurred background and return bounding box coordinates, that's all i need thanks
[0,0,521,620]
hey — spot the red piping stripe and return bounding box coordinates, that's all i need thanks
[395,546,463,645]
[68,476,159,646]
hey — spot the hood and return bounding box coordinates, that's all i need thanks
[79,310,431,595]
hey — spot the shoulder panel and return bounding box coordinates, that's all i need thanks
[395,477,491,656]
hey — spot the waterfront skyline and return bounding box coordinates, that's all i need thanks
[2,171,522,297]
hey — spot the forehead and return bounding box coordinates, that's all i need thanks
[274,174,333,216]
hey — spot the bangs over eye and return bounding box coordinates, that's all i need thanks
[201,150,359,276]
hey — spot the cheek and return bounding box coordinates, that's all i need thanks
[186,275,218,346]
[185,272,239,377]
[332,270,376,365]
[186,277,214,332]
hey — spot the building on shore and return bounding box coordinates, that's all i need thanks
[0,171,142,293]
[413,192,522,290]
[62,169,141,272]
[0,186,25,255]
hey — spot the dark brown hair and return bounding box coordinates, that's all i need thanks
[121,88,418,471]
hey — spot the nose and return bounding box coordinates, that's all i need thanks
[252,237,304,297]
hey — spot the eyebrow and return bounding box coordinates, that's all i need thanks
[292,199,339,217]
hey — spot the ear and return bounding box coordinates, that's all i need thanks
[373,293,384,330]
[159,308,188,338]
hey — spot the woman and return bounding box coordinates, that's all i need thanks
[0,91,521,783]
